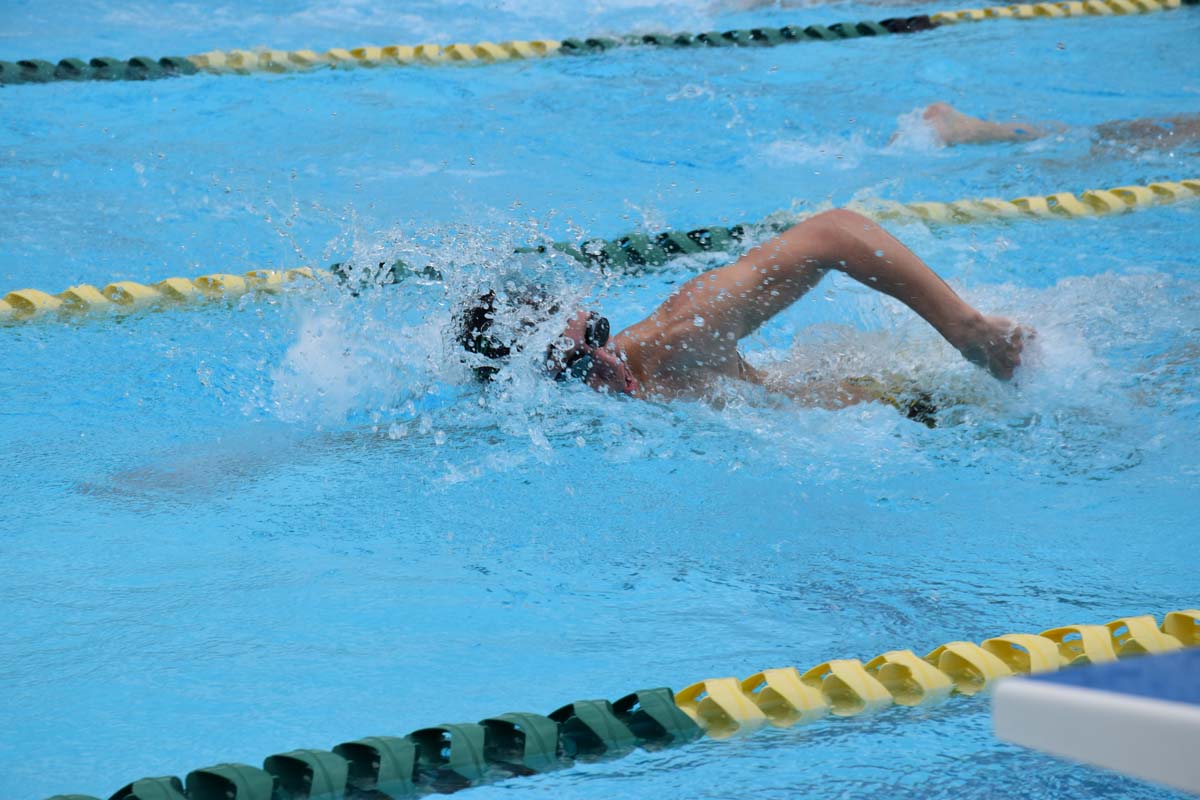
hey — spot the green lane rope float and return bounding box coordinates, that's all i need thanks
[0,56,198,84]
[2,0,1192,87]
[43,609,1200,800]
[2,176,1197,326]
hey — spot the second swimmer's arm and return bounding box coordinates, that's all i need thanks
[922,102,1048,145]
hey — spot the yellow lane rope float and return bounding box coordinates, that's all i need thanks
[183,41,565,75]
[3,177,1196,326]
[1,0,1192,86]
[44,609,1200,799]
[0,267,330,323]
[933,0,1184,23]
[855,179,1200,225]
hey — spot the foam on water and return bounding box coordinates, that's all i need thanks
[885,107,946,155]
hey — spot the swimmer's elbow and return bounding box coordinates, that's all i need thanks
[797,209,873,240]
[785,209,874,263]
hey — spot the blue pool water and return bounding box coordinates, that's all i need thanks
[1,2,1199,798]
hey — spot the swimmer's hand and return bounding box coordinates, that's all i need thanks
[957,315,1031,380]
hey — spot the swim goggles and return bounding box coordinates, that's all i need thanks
[547,312,610,382]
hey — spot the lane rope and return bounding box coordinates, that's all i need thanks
[1,267,330,323]
[1,0,1193,86]
[3,176,1196,326]
[43,609,1200,800]
[558,177,1200,272]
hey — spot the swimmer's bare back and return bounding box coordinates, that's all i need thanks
[610,209,1028,400]
[1094,114,1200,147]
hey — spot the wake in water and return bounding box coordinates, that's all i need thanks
[760,105,1102,170]
[757,107,948,172]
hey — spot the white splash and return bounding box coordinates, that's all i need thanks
[885,108,946,154]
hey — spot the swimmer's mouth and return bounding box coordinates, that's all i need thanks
[623,370,639,396]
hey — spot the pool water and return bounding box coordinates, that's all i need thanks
[1,2,1198,799]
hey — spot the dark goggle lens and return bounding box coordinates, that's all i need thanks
[565,353,594,382]
[585,315,610,349]
[550,312,609,383]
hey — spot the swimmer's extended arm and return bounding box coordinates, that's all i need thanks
[920,102,1048,146]
[648,209,1026,379]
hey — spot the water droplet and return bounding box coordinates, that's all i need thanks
[693,315,705,327]
[874,249,885,257]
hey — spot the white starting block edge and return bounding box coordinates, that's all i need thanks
[993,650,1200,794]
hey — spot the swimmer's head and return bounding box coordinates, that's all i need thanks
[456,288,561,381]
[456,290,637,395]
[546,310,638,395]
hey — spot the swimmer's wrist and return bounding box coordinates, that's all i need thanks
[945,310,986,353]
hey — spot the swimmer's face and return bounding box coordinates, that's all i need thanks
[583,346,639,396]
[547,310,638,396]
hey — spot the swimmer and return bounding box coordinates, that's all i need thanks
[458,209,1027,416]
[914,101,1200,150]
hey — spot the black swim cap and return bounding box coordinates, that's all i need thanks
[456,289,561,381]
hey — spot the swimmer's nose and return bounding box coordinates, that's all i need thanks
[586,350,625,392]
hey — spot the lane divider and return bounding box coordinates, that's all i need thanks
[3,176,1196,326]
[933,0,1187,23]
[525,177,1200,271]
[43,609,1200,800]
[0,56,198,84]
[2,0,1192,87]
[0,267,330,324]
